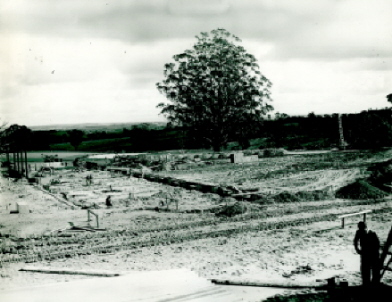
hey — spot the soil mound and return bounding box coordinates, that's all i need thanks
[367,159,392,193]
[335,179,388,200]
[269,190,332,203]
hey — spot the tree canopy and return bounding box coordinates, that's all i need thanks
[157,28,273,151]
[0,124,32,153]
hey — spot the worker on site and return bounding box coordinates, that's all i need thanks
[86,174,93,186]
[106,195,112,207]
[353,221,381,285]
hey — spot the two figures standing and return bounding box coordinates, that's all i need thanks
[354,221,380,286]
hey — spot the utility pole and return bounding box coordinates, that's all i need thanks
[338,114,347,150]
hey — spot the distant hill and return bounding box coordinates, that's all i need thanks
[29,122,167,131]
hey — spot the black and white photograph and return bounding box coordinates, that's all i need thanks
[1,0,392,301]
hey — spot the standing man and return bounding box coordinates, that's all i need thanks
[106,195,112,207]
[354,221,381,285]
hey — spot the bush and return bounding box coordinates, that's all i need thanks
[274,191,300,203]
[271,189,333,203]
[264,148,285,157]
[215,202,246,217]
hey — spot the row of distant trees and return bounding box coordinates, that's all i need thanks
[0,126,85,152]
[1,107,391,153]
[264,108,392,150]
[29,129,84,150]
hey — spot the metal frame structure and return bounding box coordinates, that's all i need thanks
[1,125,30,179]
[9,147,29,178]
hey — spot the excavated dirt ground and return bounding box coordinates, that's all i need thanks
[1,150,392,301]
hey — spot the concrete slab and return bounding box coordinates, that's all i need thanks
[0,269,244,302]
[16,202,29,214]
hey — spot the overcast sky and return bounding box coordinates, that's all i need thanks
[1,0,391,127]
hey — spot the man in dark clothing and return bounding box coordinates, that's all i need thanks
[354,221,381,285]
[106,195,112,207]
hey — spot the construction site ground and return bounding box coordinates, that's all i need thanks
[1,149,392,301]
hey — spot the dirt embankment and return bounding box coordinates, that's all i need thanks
[336,159,392,200]
[368,159,392,192]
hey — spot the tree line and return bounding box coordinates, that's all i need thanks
[1,108,391,153]
[264,108,392,150]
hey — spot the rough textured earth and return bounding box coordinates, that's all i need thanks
[1,150,392,302]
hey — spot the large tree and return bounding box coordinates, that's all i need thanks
[157,28,273,151]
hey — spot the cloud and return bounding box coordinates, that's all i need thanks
[0,0,391,126]
[3,0,391,61]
